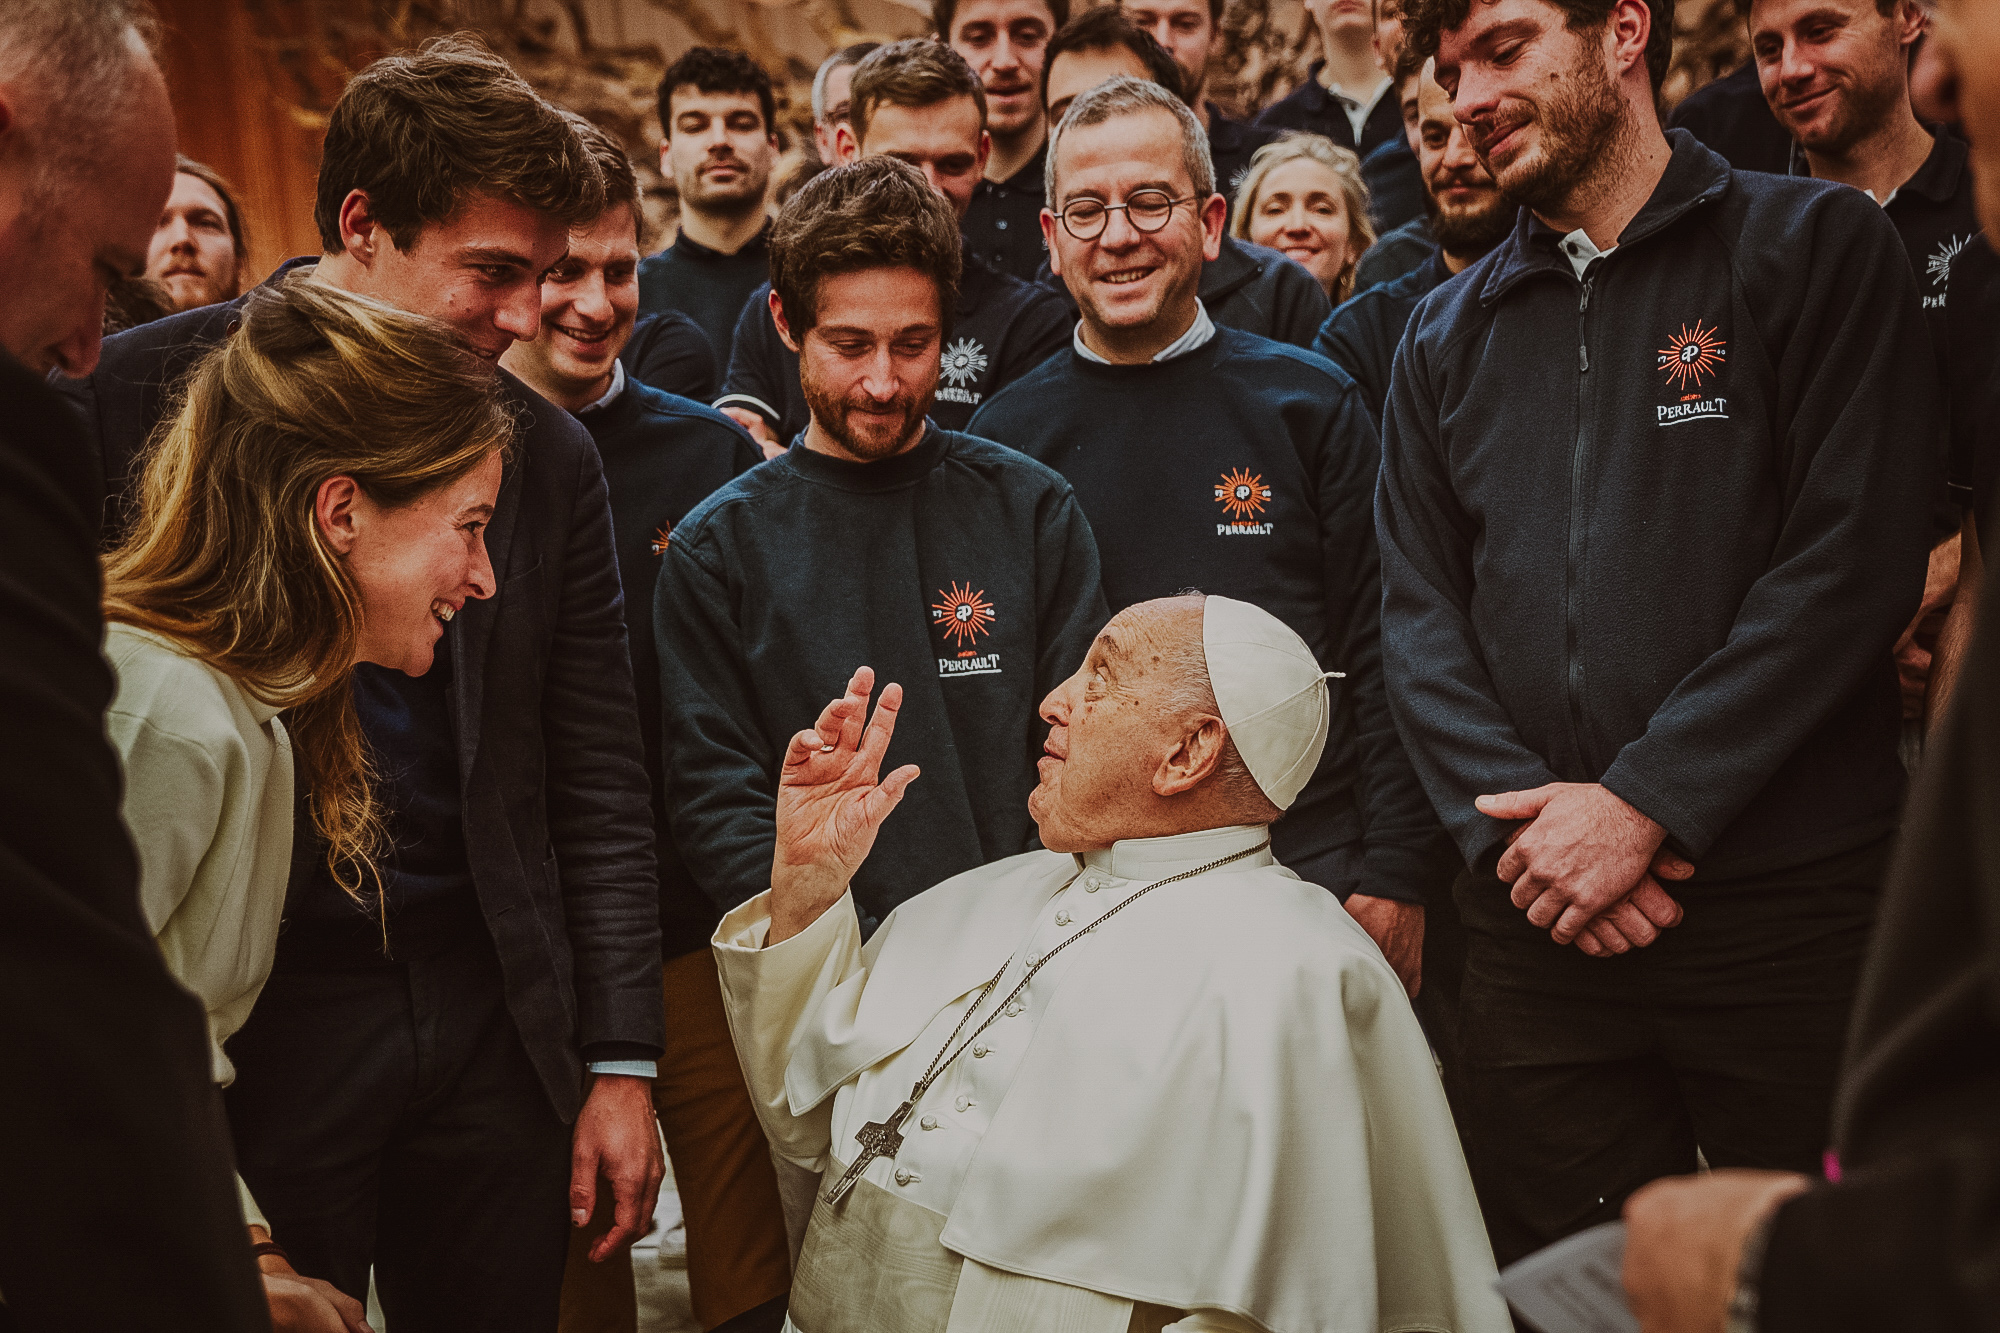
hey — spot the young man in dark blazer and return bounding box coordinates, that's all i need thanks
[62,37,666,1331]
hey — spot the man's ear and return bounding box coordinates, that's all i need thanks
[976,128,992,177]
[315,475,362,556]
[1200,191,1227,263]
[336,189,383,266]
[1153,714,1229,796]
[1041,207,1064,277]
[1896,0,1928,47]
[834,121,862,165]
[770,288,802,353]
[1609,0,1651,80]
[658,138,672,175]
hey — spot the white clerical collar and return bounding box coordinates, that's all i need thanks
[1073,300,1217,365]
[1325,72,1391,144]
[1558,227,1616,280]
[581,358,626,413]
[1077,823,1273,881]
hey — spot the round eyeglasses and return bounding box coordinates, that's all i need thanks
[1056,189,1194,241]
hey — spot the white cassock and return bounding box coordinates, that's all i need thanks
[715,821,1512,1333]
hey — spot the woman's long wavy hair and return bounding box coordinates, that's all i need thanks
[103,273,513,900]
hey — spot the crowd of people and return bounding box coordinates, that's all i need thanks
[2,0,1998,1328]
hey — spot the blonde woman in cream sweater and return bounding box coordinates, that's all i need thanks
[101,275,509,1333]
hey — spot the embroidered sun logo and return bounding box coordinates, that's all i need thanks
[939,337,989,388]
[931,582,996,648]
[1658,321,1727,391]
[1929,233,1972,290]
[1214,468,1272,522]
[650,525,672,555]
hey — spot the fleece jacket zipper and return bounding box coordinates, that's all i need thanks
[1565,264,1598,771]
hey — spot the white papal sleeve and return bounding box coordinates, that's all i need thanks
[712,889,867,1173]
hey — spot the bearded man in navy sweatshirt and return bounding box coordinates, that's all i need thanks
[1383,0,1938,1266]
[972,76,1452,1001]
[658,154,1106,942]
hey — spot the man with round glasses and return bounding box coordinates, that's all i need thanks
[971,75,1453,1001]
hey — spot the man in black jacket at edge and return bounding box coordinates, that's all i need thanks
[61,39,667,1328]
[1315,53,1512,425]
[1384,0,1936,1267]
[0,4,266,1328]
[974,75,1451,1001]
[1620,0,2000,1323]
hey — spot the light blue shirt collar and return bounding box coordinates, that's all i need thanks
[1073,300,1217,365]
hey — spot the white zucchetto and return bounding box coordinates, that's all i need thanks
[1201,595,1334,811]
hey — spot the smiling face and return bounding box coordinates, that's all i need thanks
[331,449,503,676]
[778,265,942,461]
[948,0,1058,142]
[1045,106,1224,355]
[499,204,639,411]
[840,95,990,219]
[1124,0,1221,98]
[1750,0,1922,157]
[336,190,570,363]
[1245,156,1358,294]
[147,171,241,311]
[1435,0,1629,214]
[1415,62,1514,258]
[662,87,779,217]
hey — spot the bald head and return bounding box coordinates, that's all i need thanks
[1029,594,1281,853]
[0,1,177,374]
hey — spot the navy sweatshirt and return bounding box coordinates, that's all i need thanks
[1207,102,1280,202]
[717,256,1069,442]
[1668,61,1793,177]
[1378,130,1937,878]
[656,427,1107,926]
[970,328,1449,906]
[619,309,718,403]
[577,380,761,958]
[1315,247,1453,427]
[637,224,771,371]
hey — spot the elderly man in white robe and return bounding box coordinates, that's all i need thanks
[715,593,1508,1333]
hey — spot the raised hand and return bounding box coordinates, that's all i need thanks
[768,666,920,944]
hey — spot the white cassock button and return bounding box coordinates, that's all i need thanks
[920,1115,938,1131]
[1056,910,1072,927]
[1004,1000,1025,1018]
[955,1095,975,1112]
[1084,879,1101,892]
[895,1168,920,1186]
[973,1043,991,1058]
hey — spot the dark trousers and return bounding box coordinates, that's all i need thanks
[223,920,573,1330]
[1455,836,1887,1267]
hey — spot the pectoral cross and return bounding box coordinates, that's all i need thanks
[824,1097,915,1206]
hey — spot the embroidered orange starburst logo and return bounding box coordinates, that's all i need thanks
[931,582,995,648]
[650,526,672,555]
[1214,468,1272,522]
[1658,320,1727,391]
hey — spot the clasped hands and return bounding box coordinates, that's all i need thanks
[1475,782,1692,955]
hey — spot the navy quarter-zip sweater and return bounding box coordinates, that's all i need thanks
[970,328,1448,906]
[1316,246,1454,427]
[656,427,1107,927]
[577,381,761,958]
[1378,131,1938,878]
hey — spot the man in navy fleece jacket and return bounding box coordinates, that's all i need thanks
[1383,0,1937,1266]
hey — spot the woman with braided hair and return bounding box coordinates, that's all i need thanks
[100,272,508,1333]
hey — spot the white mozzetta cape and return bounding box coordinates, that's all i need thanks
[716,826,1509,1333]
